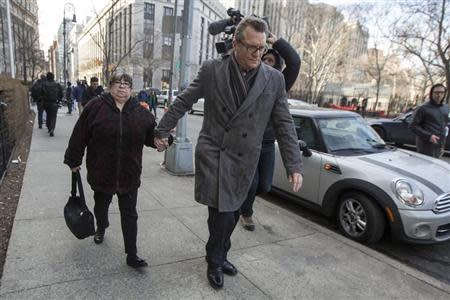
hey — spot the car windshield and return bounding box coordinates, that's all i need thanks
[318,117,386,153]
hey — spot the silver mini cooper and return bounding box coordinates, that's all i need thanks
[272,108,450,244]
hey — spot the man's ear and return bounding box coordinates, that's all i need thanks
[232,39,237,49]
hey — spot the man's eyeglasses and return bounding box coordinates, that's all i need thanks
[237,40,268,55]
[113,81,131,88]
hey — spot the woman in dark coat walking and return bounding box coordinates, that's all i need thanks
[64,73,169,268]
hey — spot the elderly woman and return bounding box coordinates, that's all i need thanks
[64,73,167,268]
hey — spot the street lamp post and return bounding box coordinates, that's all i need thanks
[63,3,76,87]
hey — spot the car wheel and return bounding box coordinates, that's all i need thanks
[373,126,386,140]
[336,192,385,244]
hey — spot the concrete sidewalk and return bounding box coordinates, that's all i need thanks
[1,110,450,299]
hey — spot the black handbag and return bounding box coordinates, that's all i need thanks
[64,171,95,239]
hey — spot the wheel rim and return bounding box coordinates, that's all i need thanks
[339,198,367,238]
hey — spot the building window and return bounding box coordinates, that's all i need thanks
[162,34,172,60]
[164,7,174,16]
[129,4,132,51]
[144,67,153,88]
[143,41,153,59]
[119,12,122,59]
[199,17,204,64]
[124,8,127,54]
[161,69,170,88]
[206,22,210,60]
[144,3,155,21]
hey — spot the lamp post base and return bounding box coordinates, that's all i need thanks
[164,139,194,176]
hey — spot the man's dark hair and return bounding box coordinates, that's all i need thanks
[429,83,447,102]
[90,77,99,83]
[46,72,55,81]
[109,73,133,88]
[234,16,268,42]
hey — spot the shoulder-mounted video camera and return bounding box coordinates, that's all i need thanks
[208,8,269,55]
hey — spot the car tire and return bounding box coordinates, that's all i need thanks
[373,126,386,140]
[336,192,385,244]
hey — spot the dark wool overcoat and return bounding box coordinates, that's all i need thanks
[156,54,303,212]
[64,93,157,194]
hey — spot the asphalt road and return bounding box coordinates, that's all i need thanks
[181,111,450,285]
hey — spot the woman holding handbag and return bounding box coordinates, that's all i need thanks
[64,73,170,268]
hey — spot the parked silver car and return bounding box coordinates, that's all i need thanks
[189,98,204,115]
[272,108,450,244]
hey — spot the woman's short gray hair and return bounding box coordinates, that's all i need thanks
[109,73,133,88]
[234,16,268,42]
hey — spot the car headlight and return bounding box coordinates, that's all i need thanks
[392,179,424,207]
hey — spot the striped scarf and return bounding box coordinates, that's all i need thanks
[229,52,260,108]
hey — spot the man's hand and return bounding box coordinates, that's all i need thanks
[430,134,440,144]
[267,31,278,44]
[288,173,303,192]
[71,166,81,172]
[154,137,169,152]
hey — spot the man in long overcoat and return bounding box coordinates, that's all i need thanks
[154,16,303,289]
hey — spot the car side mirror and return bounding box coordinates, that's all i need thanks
[298,140,312,157]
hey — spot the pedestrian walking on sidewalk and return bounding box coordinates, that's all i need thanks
[64,73,166,269]
[66,81,73,114]
[81,77,104,107]
[149,91,158,118]
[41,72,63,136]
[410,83,449,158]
[30,74,46,129]
[154,16,303,290]
[240,31,301,231]
[72,80,86,114]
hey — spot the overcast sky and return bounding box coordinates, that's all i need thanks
[37,0,233,52]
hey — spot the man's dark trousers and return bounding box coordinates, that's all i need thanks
[93,189,138,255]
[206,207,240,267]
[416,137,442,158]
[241,141,275,217]
[36,101,44,128]
[43,102,58,132]
[67,99,73,114]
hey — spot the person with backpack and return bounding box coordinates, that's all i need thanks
[41,72,63,136]
[31,75,46,129]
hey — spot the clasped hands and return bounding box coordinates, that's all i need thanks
[154,137,170,152]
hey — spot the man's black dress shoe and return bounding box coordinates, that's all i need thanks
[223,260,238,276]
[207,266,224,289]
[93,229,105,244]
[126,254,148,268]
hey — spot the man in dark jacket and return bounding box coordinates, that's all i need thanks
[72,80,86,114]
[410,84,449,158]
[41,72,63,136]
[30,74,46,129]
[81,77,104,107]
[240,32,301,231]
[66,81,73,114]
[64,73,169,268]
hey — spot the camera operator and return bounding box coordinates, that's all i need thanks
[240,31,301,231]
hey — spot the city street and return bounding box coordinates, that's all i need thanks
[184,111,450,285]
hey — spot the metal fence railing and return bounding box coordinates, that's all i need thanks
[0,97,12,179]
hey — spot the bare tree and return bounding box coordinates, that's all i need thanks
[391,0,450,103]
[364,44,394,110]
[89,1,144,85]
[300,4,351,104]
